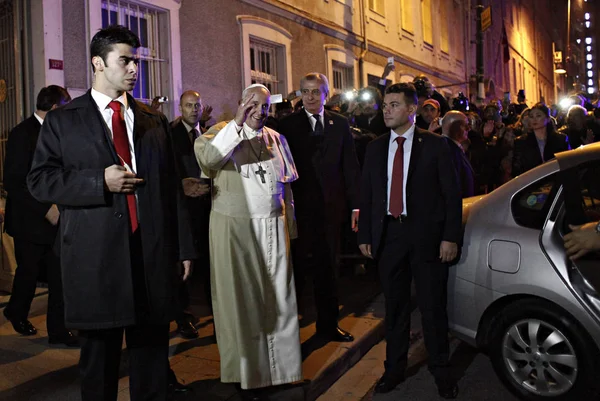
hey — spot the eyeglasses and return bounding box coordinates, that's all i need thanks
[301,88,322,96]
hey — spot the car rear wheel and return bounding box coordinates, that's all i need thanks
[489,299,599,400]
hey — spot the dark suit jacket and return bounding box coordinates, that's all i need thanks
[443,136,475,198]
[27,90,197,329]
[512,131,570,177]
[170,121,211,256]
[279,110,361,226]
[4,115,57,244]
[358,127,462,257]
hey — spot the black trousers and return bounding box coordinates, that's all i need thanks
[79,229,170,401]
[5,238,66,336]
[293,215,340,333]
[79,323,170,401]
[377,218,451,384]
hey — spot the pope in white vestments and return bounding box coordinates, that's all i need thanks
[194,84,302,390]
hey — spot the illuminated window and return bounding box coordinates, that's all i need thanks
[577,38,582,44]
[587,62,593,69]
[588,71,594,77]
[401,0,414,33]
[422,0,433,45]
[587,45,592,52]
[249,40,280,94]
[440,0,449,52]
[586,21,591,28]
[588,87,594,94]
[586,37,592,44]
[369,0,385,15]
[589,79,594,86]
[588,54,593,61]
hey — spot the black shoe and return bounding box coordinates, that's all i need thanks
[168,379,190,393]
[317,326,354,342]
[437,383,459,399]
[4,310,37,336]
[176,320,199,339]
[48,331,79,347]
[374,373,405,394]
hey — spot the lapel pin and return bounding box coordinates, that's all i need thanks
[418,137,423,143]
[329,120,333,125]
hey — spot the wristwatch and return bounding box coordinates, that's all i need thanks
[596,221,600,235]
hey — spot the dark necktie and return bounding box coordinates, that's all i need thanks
[389,136,406,218]
[108,101,138,233]
[312,114,323,136]
[188,128,199,144]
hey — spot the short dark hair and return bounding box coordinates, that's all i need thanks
[36,85,71,111]
[384,83,418,105]
[90,25,141,72]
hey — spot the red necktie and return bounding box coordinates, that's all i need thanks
[389,136,406,218]
[108,101,138,233]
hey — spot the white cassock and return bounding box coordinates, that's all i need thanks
[194,120,302,389]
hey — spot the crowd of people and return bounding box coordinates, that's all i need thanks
[3,24,600,401]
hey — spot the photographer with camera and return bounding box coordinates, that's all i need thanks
[413,75,450,124]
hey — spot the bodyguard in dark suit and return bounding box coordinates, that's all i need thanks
[279,72,361,342]
[27,26,196,401]
[170,90,212,340]
[441,111,475,198]
[357,83,462,398]
[3,85,76,345]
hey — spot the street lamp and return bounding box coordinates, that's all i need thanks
[553,42,567,103]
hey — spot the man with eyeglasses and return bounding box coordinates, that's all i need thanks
[279,72,361,344]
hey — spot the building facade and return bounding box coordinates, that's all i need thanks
[0,0,591,183]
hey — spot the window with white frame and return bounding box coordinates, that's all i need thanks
[237,16,292,97]
[369,0,385,16]
[101,0,166,103]
[250,39,280,94]
[332,61,354,94]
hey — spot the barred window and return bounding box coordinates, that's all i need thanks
[250,39,280,94]
[101,0,166,103]
[332,61,354,94]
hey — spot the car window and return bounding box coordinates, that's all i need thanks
[511,174,557,229]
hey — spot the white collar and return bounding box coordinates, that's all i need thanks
[181,120,200,133]
[33,112,44,125]
[390,124,415,142]
[91,88,129,112]
[242,122,264,138]
[303,107,323,120]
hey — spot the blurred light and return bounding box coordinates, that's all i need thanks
[344,91,356,101]
[560,98,574,109]
[577,38,582,44]
[587,54,593,61]
[588,87,595,94]
[589,79,594,86]
[586,21,591,28]
[360,92,372,101]
[586,37,592,44]
[587,46,593,52]
[585,13,591,20]
[555,67,567,74]
[588,70,594,77]
[587,62,593,69]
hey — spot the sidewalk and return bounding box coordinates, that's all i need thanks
[0,266,385,401]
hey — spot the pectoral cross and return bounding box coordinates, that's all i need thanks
[255,165,267,184]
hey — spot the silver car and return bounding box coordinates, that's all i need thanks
[448,142,600,400]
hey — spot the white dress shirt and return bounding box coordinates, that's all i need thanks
[304,107,323,131]
[387,125,415,216]
[91,88,137,174]
[33,112,44,125]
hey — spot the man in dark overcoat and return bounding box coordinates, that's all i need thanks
[3,85,75,345]
[27,25,196,401]
[278,72,361,343]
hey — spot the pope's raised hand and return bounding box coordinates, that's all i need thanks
[234,93,257,127]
